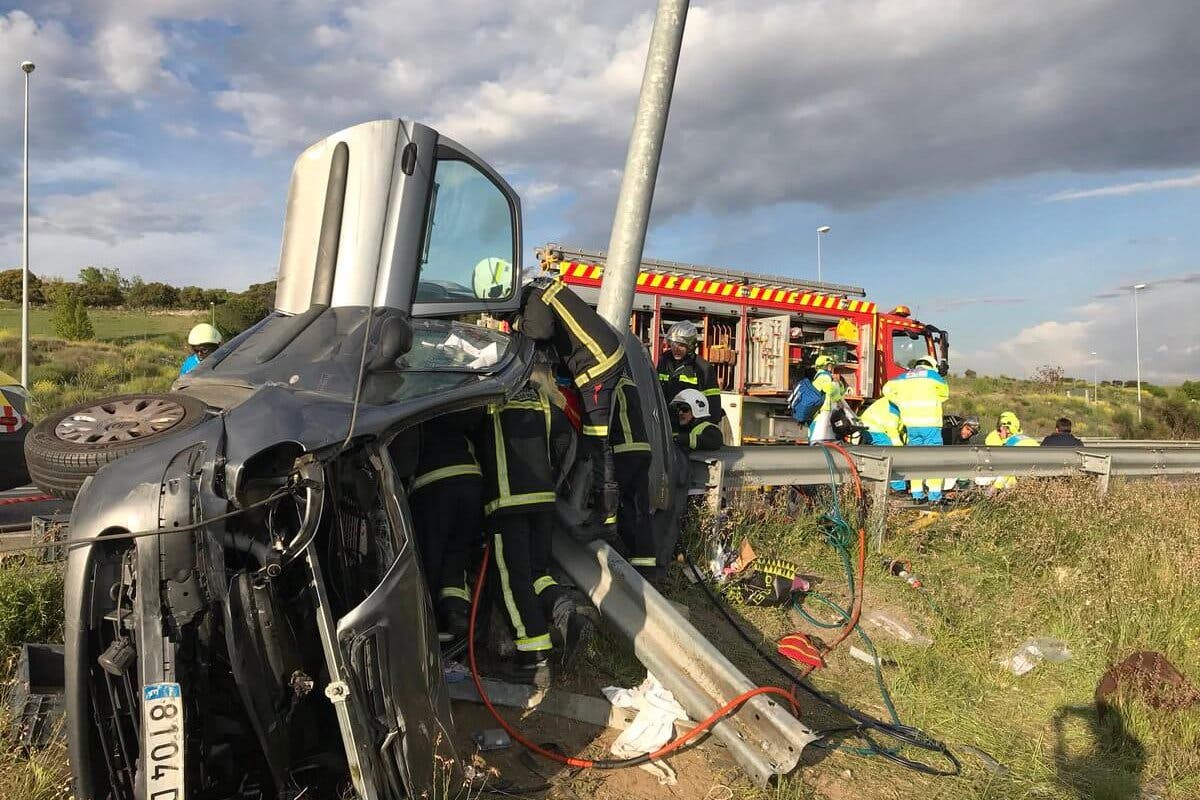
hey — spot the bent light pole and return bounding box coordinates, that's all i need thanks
[596,0,689,328]
[20,60,35,388]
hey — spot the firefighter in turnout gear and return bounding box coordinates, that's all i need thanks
[610,375,656,575]
[671,389,724,451]
[518,278,627,529]
[883,354,949,502]
[658,321,722,421]
[475,383,565,684]
[409,411,484,641]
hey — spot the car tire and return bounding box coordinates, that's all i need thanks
[24,393,209,499]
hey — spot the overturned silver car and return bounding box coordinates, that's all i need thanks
[54,120,681,800]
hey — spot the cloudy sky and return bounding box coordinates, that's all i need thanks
[1,0,1199,382]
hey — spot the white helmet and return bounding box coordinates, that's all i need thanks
[670,388,710,419]
[472,257,513,299]
[188,323,223,347]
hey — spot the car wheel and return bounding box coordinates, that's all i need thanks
[24,393,209,499]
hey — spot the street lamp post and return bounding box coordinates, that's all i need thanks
[1090,351,1098,403]
[816,225,831,283]
[210,302,216,326]
[1133,283,1147,423]
[20,60,35,389]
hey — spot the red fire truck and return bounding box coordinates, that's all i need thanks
[537,244,949,445]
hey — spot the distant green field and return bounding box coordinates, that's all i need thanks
[0,307,202,343]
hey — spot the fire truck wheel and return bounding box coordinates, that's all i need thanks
[24,393,208,499]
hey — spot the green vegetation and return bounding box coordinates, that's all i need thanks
[951,374,1200,440]
[0,306,201,343]
[675,479,1200,800]
[49,296,94,341]
[0,332,180,419]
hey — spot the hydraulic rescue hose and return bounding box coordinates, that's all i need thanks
[466,545,799,770]
[684,442,959,776]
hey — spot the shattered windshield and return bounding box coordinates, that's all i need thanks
[181,308,515,405]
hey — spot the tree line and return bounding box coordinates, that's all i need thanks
[0,266,275,341]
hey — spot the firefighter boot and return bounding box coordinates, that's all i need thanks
[437,597,471,643]
[505,650,552,688]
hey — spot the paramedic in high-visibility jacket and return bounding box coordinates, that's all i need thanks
[518,277,626,528]
[860,397,908,491]
[882,355,949,502]
[980,411,1039,492]
[658,321,722,421]
[808,355,846,445]
[475,383,561,685]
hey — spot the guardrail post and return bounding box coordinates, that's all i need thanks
[704,457,725,512]
[1079,452,1112,496]
[854,452,893,552]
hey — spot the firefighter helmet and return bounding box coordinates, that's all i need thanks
[472,257,513,300]
[670,388,710,419]
[665,321,699,352]
[187,323,223,347]
[913,354,938,370]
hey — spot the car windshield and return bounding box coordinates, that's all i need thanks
[183,308,514,405]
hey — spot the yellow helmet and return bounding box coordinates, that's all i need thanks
[814,354,835,368]
[998,411,1021,433]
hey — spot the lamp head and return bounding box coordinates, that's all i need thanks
[20,61,35,74]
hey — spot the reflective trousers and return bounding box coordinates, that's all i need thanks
[906,426,943,498]
[615,452,654,567]
[490,509,556,653]
[410,475,480,605]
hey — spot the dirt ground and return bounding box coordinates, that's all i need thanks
[451,702,751,800]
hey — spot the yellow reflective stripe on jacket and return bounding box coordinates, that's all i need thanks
[657,373,670,381]
[542,280,624,385]
[412,463,482,492]
[677,374,699,385]
[629,556,657,567]
[493,534,526,640]
[702,388,721,396]
[575,343,625,386]
[533,575,558,595]
[485,491,557,515]
[613,376,648,452]
[582,424,609,437]
[690,421,718,449]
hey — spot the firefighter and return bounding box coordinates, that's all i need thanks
[671,389,724,451]
[943,414,981,445]
[517,277,626,528]
[882,354,949,502]
[657,321,722,421]
[808,355,846,444]
[180,323,223,376]
[407,411,484,642]
[983,411,1039,491]
[475,383,562,684]
[610,375,656,574]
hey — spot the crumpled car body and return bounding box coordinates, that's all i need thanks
[64,119,678,800]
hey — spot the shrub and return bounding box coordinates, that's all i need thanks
[0,560,63,656]
[215,293,271,337]
[50,296,95,340]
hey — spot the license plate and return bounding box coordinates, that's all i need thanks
[142,682,186,800]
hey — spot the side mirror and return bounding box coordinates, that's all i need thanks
[367,311,414,372]
[938,359,949,377]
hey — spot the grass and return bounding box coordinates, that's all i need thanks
[676,479,1200,800]
[0,306,202,344]
[0,332,181,420]
[950,375,1148,439]
[0,558,68,800]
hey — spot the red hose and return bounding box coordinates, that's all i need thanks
[467,544,799,769]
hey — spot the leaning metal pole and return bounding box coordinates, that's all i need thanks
[595,0,689,327]
[21,62,34,388]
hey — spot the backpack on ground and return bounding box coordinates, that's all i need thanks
[788,378,823,424]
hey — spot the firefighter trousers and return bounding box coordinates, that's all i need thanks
[410,475,481,606]
[490,509,557,653]
[580,371,622,522]
[615,452,654,568]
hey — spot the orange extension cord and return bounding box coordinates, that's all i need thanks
[467,545,799,769]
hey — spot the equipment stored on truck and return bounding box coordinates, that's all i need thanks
[538,244,950,445]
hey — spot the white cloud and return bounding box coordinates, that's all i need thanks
[1047,172,1200,202]
[163,122,198,138]
[94,21,172,93]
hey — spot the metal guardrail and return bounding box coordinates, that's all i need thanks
[552,532,816,787]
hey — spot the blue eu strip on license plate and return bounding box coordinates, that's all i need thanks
[142,682,186,800]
